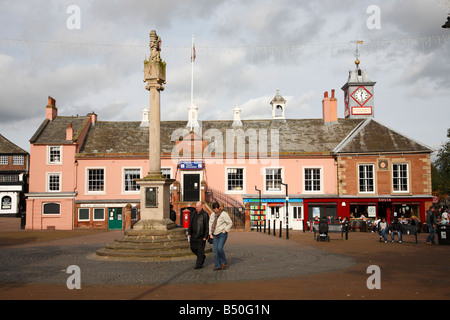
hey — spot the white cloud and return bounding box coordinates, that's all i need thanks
[0,0,449,152]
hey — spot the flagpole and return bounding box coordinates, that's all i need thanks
[191,35,195,105]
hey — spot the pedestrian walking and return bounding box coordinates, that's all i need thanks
[341,217,349,240]
[209,202,233,270]
[425,206,437,245]
[188,201,209,269]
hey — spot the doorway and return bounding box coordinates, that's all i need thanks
[378,202,392,222]
[183,174,200,202]
[291,205,303,230]
[108,208,123,230]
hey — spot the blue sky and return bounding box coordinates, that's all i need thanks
[0,0,449,152]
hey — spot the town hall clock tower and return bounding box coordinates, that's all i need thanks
[341,50,376,119]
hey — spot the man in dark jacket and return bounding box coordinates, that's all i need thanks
[426,206,437,245]
[188,201,210,269]
[391,218,402,243]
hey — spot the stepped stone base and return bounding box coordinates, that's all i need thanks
[96,225,211,259]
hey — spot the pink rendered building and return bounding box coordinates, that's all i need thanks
[25,66,433,231]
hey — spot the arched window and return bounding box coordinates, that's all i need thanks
[43,203,60,215]
[1,196,12,210]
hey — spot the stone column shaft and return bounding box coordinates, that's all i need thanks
[149,85,161,176]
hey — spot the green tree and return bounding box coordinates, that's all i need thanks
[432,128,450,199]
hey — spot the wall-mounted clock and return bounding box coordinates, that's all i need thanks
[351,86,371,106]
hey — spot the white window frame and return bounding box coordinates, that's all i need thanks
[303,167,323,194]
[12,155,24,165]
[225,167,246,194]
[0,156,9,165]
[161,167,173,179]
[123,168,142,194]
[93,208,105,221]
[86,167,106,194]
[47,172,62,192]
[47,146,62,165]
[78,208,90,221]
[264,167,283,193]
[358,164,375,194]
[392,163,409,193]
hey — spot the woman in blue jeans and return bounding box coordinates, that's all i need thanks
[379,217,389,243]
[209,202,233,270]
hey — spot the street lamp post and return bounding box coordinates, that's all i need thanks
[281,181,289,240]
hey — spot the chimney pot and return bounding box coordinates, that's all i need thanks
[323,89,338,126]
[48,96,56,107]
[88,112,97,125]
[46,96,58,121]
[66,123,74,141]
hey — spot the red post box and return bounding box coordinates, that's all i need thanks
[183,208,191,229]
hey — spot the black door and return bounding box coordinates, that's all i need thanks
[378,202,392,221]
[183,174,200,202]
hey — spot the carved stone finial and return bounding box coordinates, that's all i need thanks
[149,30,162,61]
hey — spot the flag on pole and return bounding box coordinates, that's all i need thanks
[191,44,196,62]
[191,36,196,62]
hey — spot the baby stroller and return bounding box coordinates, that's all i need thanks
[317,217,330,242]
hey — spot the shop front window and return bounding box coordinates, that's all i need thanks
[308,203,337,220]
[393,204,420,220]
[350,204,377,219]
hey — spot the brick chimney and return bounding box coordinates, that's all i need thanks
[88,112,97,125]
[322,89,338,126]
[46,96,58,121]
[66,123,74,141]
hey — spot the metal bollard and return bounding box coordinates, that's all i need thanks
[279,221,282,238]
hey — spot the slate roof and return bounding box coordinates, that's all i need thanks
[77,118,365,156]
[333,118,433,154]
[30,116,90,145]
[30,115,433,157]
[0,134,28,154]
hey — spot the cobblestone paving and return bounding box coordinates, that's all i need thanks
[0,238,355,286]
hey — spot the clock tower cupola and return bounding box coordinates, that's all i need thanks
[341,41,376,119]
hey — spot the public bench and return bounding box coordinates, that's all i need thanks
[378,224,418,243]
[312,222,346,241]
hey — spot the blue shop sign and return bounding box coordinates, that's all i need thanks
[179,161,203,170]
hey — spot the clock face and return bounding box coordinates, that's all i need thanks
[351,86,371,106]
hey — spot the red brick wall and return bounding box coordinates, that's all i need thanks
[338,154,432,196]
[0,155,28,172]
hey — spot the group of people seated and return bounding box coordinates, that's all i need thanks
[310,206,450,244]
